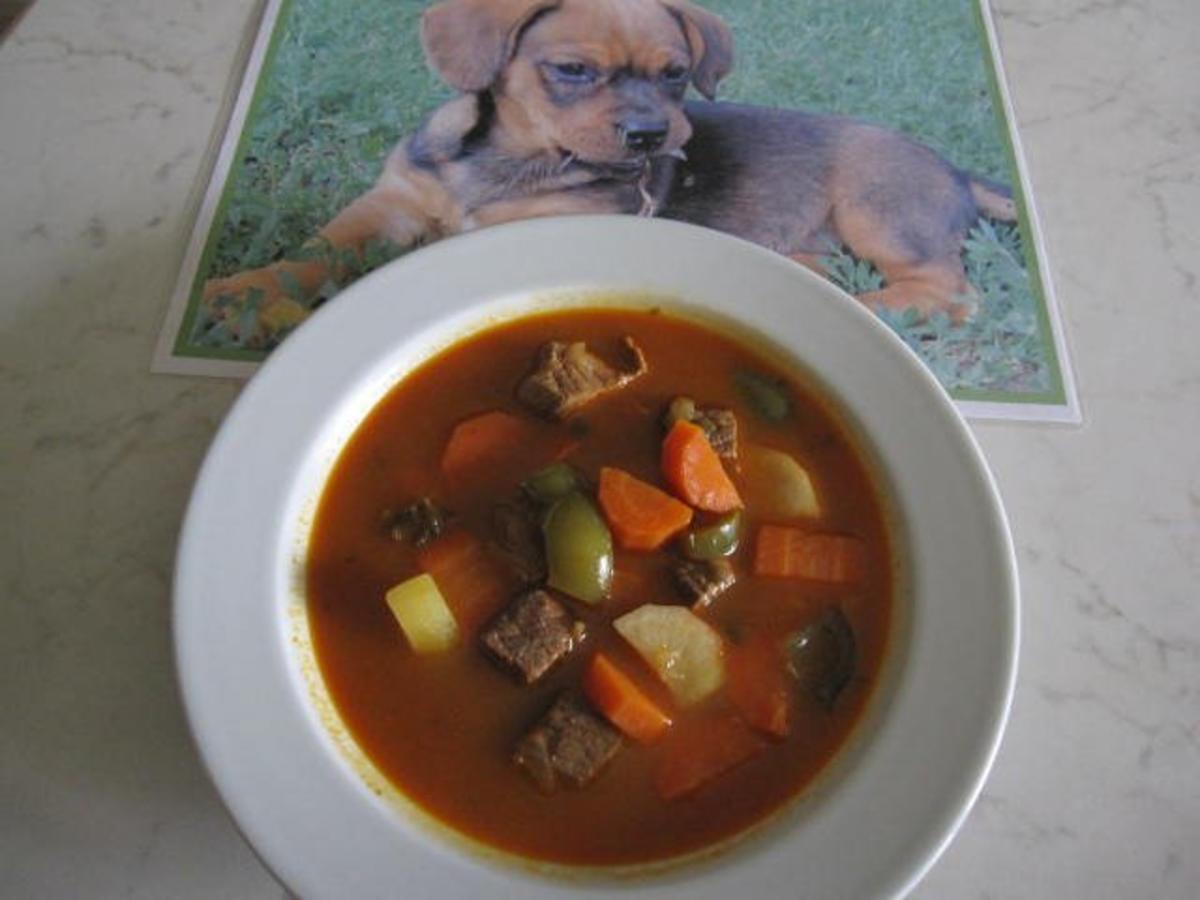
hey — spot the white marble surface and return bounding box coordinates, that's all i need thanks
[1,0,1196,897]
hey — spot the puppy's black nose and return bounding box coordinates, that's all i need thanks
[619,117,669,153]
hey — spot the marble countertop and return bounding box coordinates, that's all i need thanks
[2,0,1196,897]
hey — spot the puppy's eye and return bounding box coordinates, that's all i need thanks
[546,62,598,85]
[661,64,689,84]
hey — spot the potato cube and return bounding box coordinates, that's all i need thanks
[614,604,725,706]
[386,574,459,654]
[743,446,820,519]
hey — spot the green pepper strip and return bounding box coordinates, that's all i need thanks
[522,461,581,506]
[682,510,743,559]
[543,491,613,605]
[734,370,791,423]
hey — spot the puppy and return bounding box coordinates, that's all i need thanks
[203,0,1017,335]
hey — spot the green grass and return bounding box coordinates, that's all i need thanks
[705,0,1008,181]
[187,0,1056,398]
[206,0,448,279]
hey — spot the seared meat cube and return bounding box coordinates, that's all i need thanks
[664,396,738,459]
[514,694,622,791]
[517,337,647,419]
[481,590,584,684]
[696,407,738,459]
[673,558,736,608]
[491,500,547,584]
[383,497,449,547]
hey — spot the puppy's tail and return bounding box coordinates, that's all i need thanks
[967,172,1018,222]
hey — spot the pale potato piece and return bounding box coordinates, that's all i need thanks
[614,605,725,706]
[742,445,820,519]
[386,573,459,654]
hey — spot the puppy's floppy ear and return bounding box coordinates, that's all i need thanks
[659,0,733,100]
[421,0,562,92]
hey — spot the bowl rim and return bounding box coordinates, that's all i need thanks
[174,215,1018,900]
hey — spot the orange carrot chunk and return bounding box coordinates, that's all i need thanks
[726,635,791,738]
[661,420,742,513]
[440,410,572,488]
[753,525,867,583]
[417,530,514,634]
[583,652,673,743]
[597,467,694,551]
[654,715,766,800]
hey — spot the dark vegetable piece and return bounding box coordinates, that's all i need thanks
[733,370,791,423]
[491,500,547,584]
[513,694,623,792]
[517,337,648,420]
[664,396,739,459]
[543,490,614,605]
[384,497,449,547]
[480,590,585,684]
[787,608,856,709]
[681,510,743,560]
[521,461,583,506]
[672,558,736,608]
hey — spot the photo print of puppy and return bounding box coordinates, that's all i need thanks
[182,0,1061,401]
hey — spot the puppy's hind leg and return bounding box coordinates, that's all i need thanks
[832,204,975,324]
[859,259,975,324]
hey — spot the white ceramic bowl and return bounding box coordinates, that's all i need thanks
[174,216,1018,899]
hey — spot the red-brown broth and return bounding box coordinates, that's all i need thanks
[306,307,893,866]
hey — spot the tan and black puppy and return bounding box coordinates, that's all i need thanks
[204,0,1016,330]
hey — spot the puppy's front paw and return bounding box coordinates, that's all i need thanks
[203,268,287,314]
[258,295,310,334]
[201,266,310,343]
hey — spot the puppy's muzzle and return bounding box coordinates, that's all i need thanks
[618,115,669,154]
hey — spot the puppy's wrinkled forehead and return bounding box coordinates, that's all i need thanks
[518,0,690,69]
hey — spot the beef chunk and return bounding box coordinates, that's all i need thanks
[491,500,547,584]
[383,497,449,547]
[696,407,738,459]
[664,396,738,459]
[514,694,622,791]
[673,558,736,608]
[480,590,584,684]
[517,337,647,419]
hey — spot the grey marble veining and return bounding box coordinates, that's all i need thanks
[1,0,1197,897]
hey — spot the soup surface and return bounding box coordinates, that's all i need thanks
[307,307,893,866]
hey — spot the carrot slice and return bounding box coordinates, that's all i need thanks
[597,467,694,551]
[753,526,867,582]
[583,652,673,743]
[417,530,514,634]
[441,411,560,485]
[661,420,742,513]
[654,715,766,800]
[726,635,791,738]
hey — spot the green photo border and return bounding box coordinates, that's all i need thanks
[172,0,299,364]
[953,0,1065,407]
